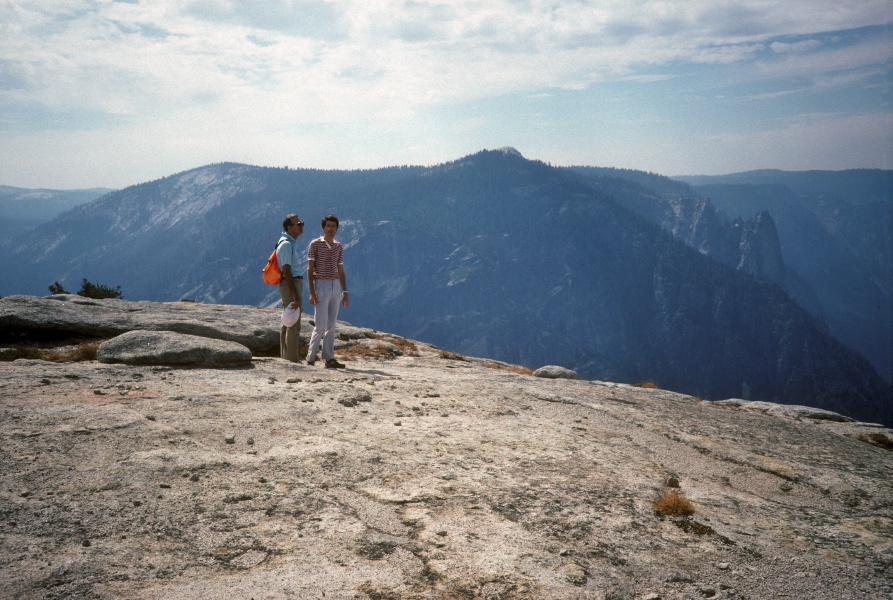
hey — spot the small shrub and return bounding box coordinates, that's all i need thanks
[634,380,660,389]
[77,279,123,299]
[856,433,893,452]
[48,281,70,295]
[439,351,469,362]
[653,489,695,517]
[48,279,124,298]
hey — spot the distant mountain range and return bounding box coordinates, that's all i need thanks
[0,185,114,239]
[1,150,890,424]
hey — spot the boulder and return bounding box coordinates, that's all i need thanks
[533,365,580,379]
[97,330,252,367]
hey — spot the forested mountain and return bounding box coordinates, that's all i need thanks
[0,185,114,240]
[673,170,892,381]
[1,150,889,424]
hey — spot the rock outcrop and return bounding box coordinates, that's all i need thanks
[735,210,786,284]
[533,365,580,379]
[0,294,280,354]
[1,300,892,599]
[97,330,253,367]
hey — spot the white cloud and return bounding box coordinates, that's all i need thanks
[760,33,889,77]
[1,0,891,187]
[770,39,823,54]
[183,0,350,38]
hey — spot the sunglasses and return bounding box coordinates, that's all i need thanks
[291,221,304,227]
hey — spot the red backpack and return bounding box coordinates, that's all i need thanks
[262,240,287,285]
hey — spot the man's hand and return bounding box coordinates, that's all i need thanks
[282,264,299,306]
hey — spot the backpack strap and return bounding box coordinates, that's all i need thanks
[275,237,302,279]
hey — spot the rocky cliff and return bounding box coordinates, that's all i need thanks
[674,171,892,382]
[1,298,892,599]
[568,167,788,282]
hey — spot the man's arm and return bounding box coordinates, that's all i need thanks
[307,259,317,306]
[281,263,300,309]
[338,264,348,307]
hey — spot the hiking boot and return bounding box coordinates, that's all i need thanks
[325,358,345,369]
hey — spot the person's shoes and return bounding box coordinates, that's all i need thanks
[325,358,345,369]
[306,360,315,366]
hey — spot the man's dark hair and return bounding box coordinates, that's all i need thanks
[283,214,299,230]
[321,214,339,229]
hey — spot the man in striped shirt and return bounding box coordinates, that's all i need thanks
[306,214,349,368]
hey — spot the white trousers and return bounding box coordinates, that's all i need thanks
[307,279,341,362]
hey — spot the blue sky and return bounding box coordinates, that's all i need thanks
[0,0,890,189]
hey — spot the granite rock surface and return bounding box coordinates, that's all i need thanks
[0,299,891,600]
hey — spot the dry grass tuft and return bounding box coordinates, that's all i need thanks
[486,364,535,375]
[337,336,420,361]
[356,333,419,355]
[388,337,419,355]
[855,433,893,452]
[439,351,469,362]
[337,343,399,361]
[40,341,102,362]
[0,346,44,361]
[653,489,695,517]
[1,341,101,363]
[633,380,660,389]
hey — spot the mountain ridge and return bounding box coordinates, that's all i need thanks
[0,185,114,241]
[1,150,889,425]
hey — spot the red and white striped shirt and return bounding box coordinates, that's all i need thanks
[307,237,343,280]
